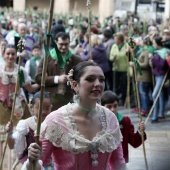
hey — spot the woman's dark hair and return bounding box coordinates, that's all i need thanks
[31,91,50,105]
[4,44,16,52]
[154,36,163,47]
[72,61,101,83]
[101,90,119,106]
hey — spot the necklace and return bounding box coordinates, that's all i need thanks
[76,103,96,118]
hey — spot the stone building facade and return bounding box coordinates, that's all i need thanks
[0,0,169,21]
[13,0,114,22]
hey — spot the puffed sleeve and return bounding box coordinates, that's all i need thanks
[12,119,29,155]
[109,144,128,170]
[103,106,127,170]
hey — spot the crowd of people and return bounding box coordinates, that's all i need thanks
[0,8,169,170]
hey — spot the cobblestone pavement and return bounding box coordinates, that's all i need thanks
[119,107,170,170]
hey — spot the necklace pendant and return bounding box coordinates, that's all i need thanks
[87,111,92,118]
[91,153,98,159]
[92,160,98,166]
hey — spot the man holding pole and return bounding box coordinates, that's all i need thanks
[35,32,82,111]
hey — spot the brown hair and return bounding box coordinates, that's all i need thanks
[114,33,124,43]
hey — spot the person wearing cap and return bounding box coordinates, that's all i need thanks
[162,29,170,49]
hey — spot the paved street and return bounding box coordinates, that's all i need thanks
[119,107,170,170]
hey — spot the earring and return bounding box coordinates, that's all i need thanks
[73,91,80,103]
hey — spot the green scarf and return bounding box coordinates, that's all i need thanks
[13,31,20,37]
[18,69,25,88]
[136,45,155,57]
[44,34,72,68]
[50,48,72,68]
[30,56,42,61]
[118,42,125,50]
[116,112,124,124]
[154,48,167,60]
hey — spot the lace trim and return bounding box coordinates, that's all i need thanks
[42,103,122,155]
[0,64,17,84]
[0,63,31,85]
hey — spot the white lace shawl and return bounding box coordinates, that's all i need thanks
[0,63,31,85]
[12,116,37,155]
[40,103,123,154]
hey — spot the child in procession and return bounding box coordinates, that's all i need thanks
[101,90,147,163]
[5,91,54,170]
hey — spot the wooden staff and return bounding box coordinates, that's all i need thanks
[0,39,24,170]
[124,51,131,109]
[77,13,82,45]
[115,18,119,33]
[86,0,92,60]
[33,0,54,169]
[128,37,148,170]
[145,68,169,124]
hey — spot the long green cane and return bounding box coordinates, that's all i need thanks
[86,0,92,60]
[128,37,148,170]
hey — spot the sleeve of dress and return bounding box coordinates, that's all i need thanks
[104,107,127,170]
[35,58,57,86]
[109,144,128,170]
[40,138,55,167]
[24,60,30,76]
[12,119,29,155]
[125,116,147,148]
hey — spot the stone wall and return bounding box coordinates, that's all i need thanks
[26,0,49,11]
[13,0,26,11]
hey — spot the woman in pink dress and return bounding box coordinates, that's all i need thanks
[0,44,40,169]
[22,61,127,170]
